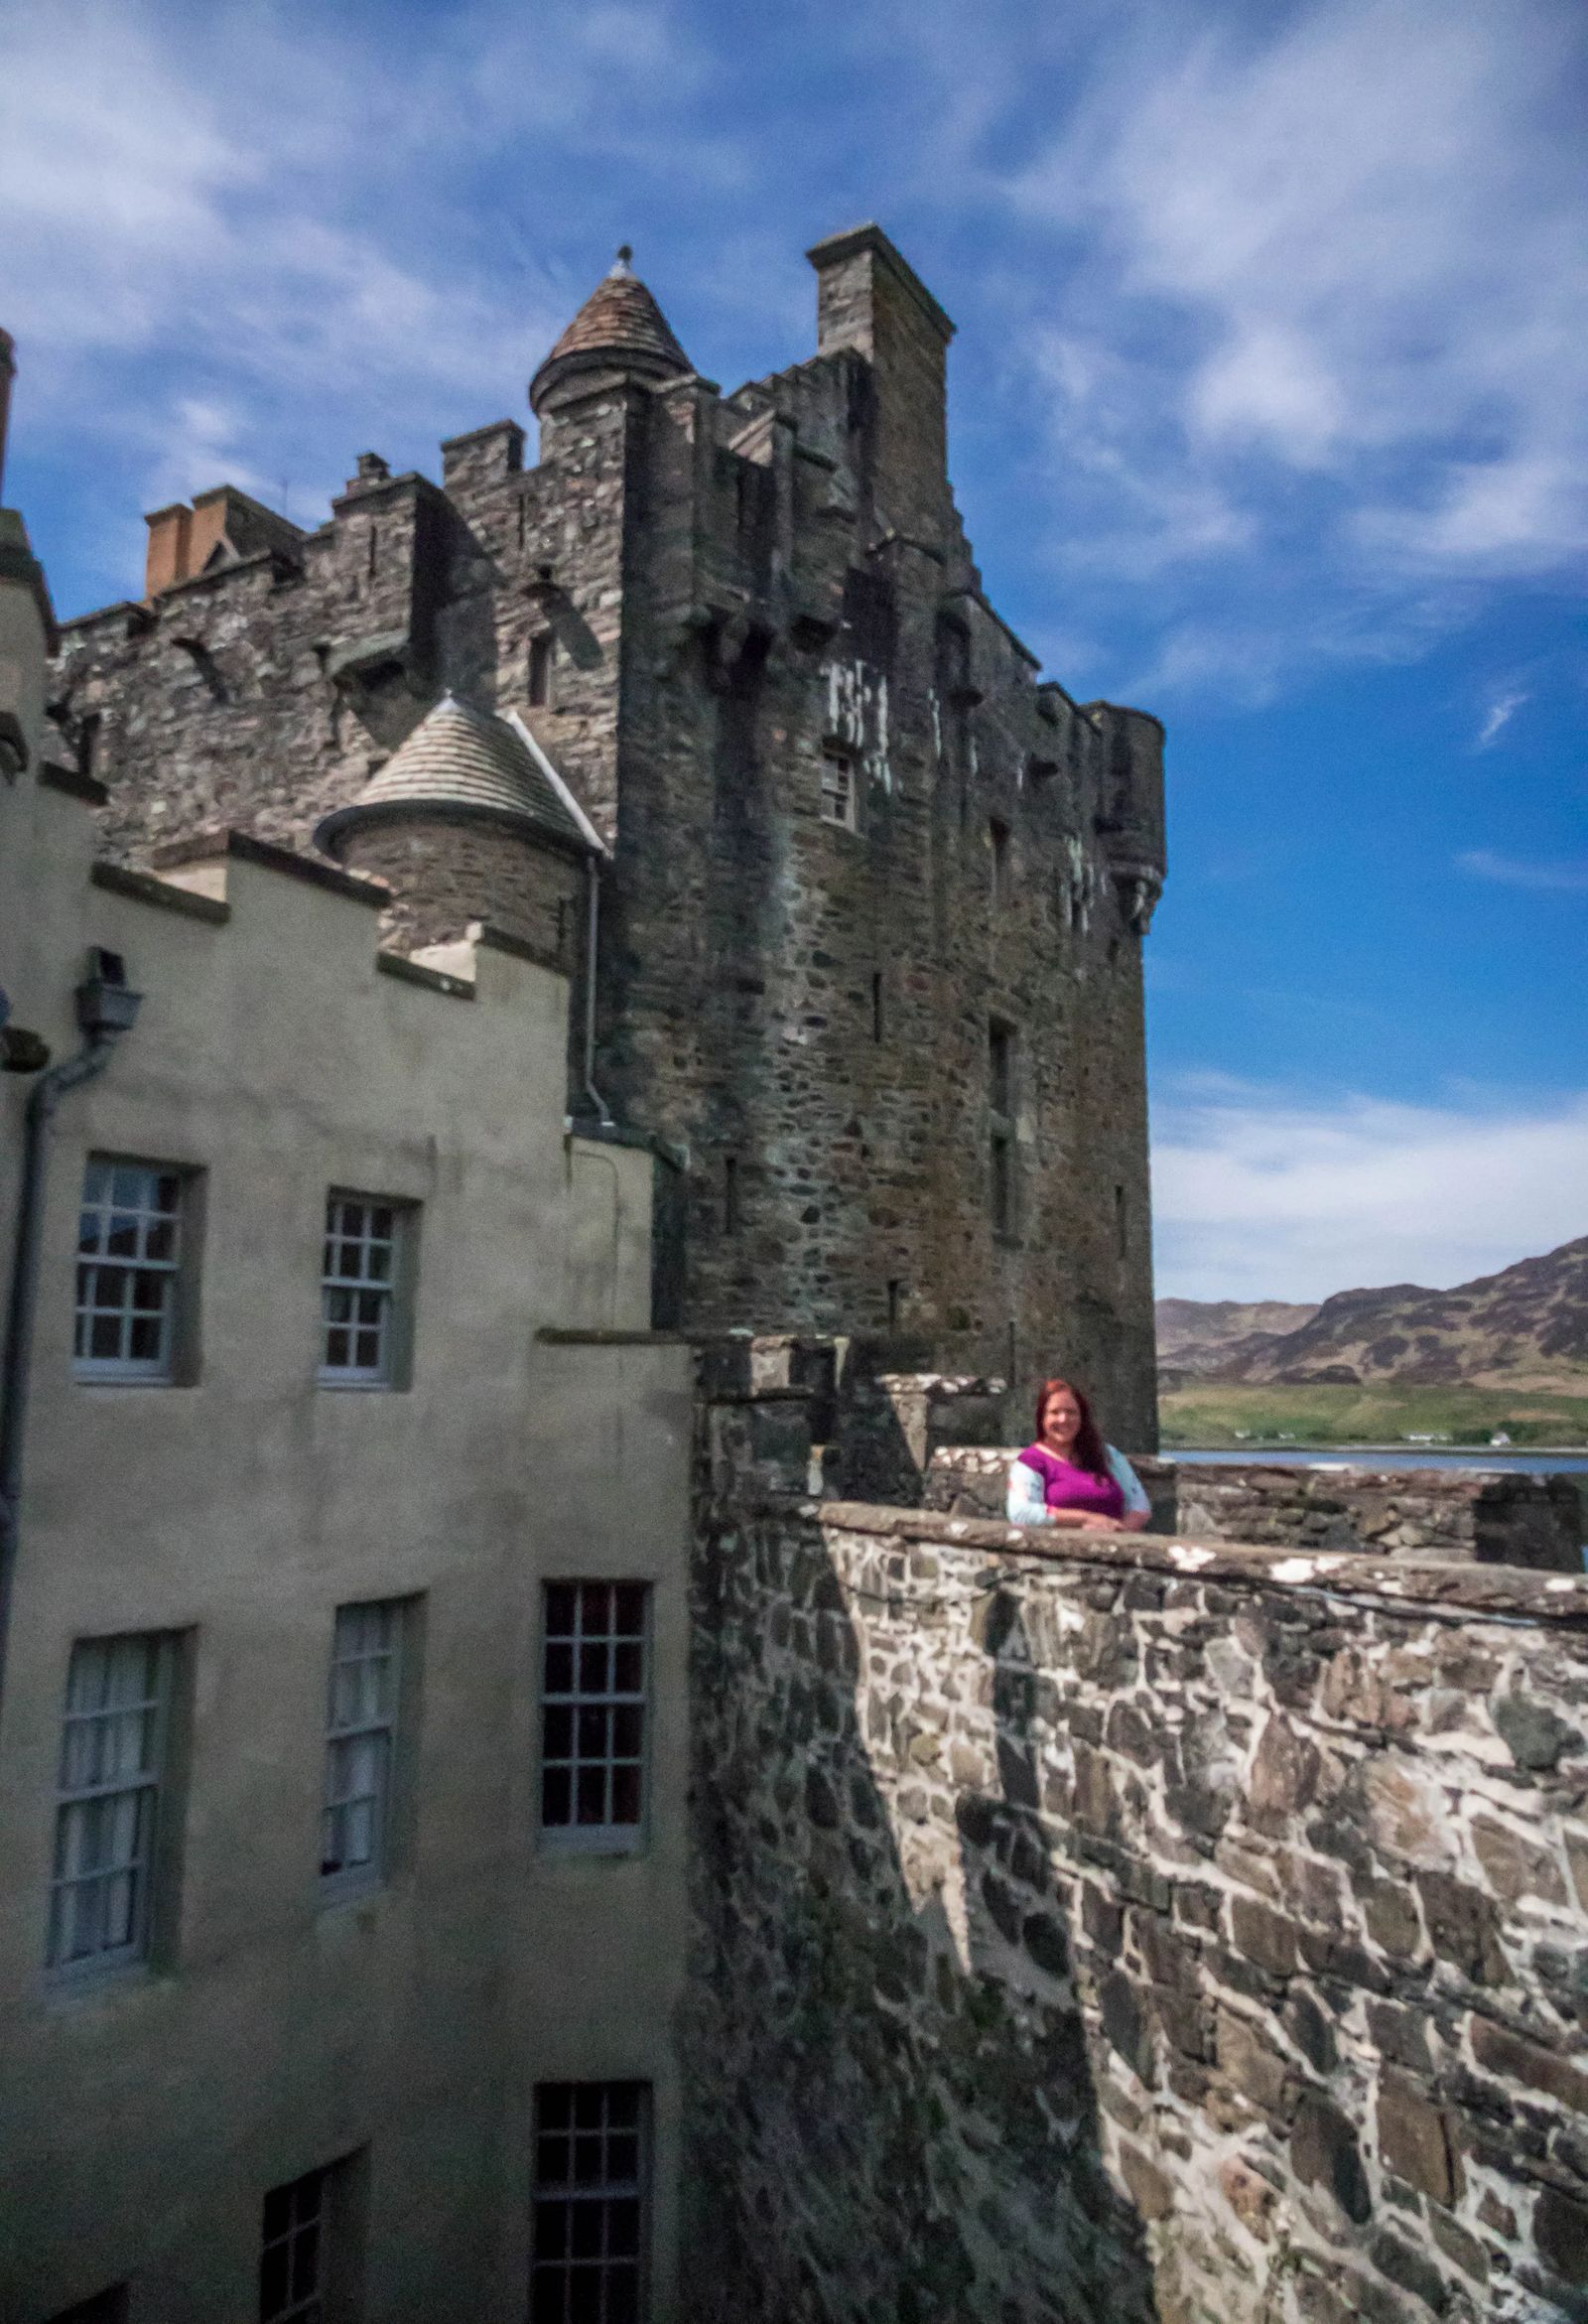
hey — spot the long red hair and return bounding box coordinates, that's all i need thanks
[1033,1377,1109,1477]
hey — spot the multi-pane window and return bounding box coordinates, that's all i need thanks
[989,1021,1017,1240]
[320,1194,407,1386]
[321,1600,405,1895]
[49,1632,178,1975]
[258,2167,325,2323]
[819,747,857,831]
[531,2084,649,2324]
[46,2288,128,2324]
[540,1584,648,1851]
[258,2154,365,2324]
[74,1158,185,1380]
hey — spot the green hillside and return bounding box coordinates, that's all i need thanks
[1158,1379,1588,1449]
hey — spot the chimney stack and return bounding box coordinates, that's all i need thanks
[805,224,956,538]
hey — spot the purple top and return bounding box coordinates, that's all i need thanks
[1016,1445,1126,1521]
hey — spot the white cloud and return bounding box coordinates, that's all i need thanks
[0,0,713,600]
[1475,687,1530,748]
[1457,850,1588,894]
[1151,1079,1588,1302]
[996,0,1588,692]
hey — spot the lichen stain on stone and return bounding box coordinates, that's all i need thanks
[823,656,890,792]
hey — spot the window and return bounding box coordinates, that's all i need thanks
[259,2153,366,2324]
[990,818,1010,907]
[74,1157,189,1382]
[540,1583,648,1851]
[529,632,555,708]
[47,2289,128,2324]
[49,1632,180,1976]
[819,747,857,831]
[989,1022,1017,1241]
[531,2084,649,2324]
[77,712,102,783]
[723,1157,739,1237]
[870,972,884,1044]
[319,1194,412,1387]
[321,1599,410,1897]
[1116,1181,1128,1259]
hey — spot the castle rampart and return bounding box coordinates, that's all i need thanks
[686,1349,1588,2322]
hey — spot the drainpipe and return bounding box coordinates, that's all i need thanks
[582,855,612,1129]
[0,949,142,1720]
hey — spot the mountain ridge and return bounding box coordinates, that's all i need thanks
[1158,1235,1588,1390]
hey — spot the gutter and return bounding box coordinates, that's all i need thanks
[0,950,141,1721]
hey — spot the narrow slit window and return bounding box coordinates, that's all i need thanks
[540,1583,649,1851]
[1116,1182,1128,1258]
[724,1157,739,1237]
[74,1158,187,1382]
[529,632,555,708]
[531,2083,649,2324]
[77,713,102,783]
[989,1022,1017,1240]
[49,1632,179,1976]
[870,972,884,1044]
[820,747,857,831]
[990,818,1010,907]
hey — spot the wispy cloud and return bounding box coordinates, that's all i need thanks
[1457,850,1588,894]
[1152,1078,1588,1301]
[1474,686,1530,748]
[988,0,1588,698]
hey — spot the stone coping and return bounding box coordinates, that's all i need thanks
[808,1499,1588,1625]
[943,1442,1556,1491]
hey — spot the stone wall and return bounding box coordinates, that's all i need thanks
[685,1381,1588,2322]
[927,1447,1584,1572]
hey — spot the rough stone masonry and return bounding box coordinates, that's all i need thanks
[685,1353,1588,2324]
[49,226,1165,1438]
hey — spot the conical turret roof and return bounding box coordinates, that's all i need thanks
[530,247,691,414]
[315,694,601,857]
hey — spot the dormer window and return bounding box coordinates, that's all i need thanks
[528,632,555,709]
[820,746,857,832]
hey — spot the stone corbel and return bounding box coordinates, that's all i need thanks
[1112,862,1163,936]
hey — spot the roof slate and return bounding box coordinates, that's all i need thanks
[531,253,691,407]
[318,694,598,856]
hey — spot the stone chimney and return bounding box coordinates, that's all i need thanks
[806,223,956,537]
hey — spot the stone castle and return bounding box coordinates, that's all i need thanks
[51,225,1164,1441]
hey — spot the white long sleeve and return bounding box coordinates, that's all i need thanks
[1005,1457,1052,1526]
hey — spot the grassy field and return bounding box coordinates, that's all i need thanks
[1158,1379,1588,1449]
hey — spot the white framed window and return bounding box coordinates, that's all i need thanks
[819,746,857,831]
[259,2153,366,2324]
[531,2083,649,2324]
[539,1583,648,1851]
[74,1157,188,1381]
[49,1632,180,1976]
[319,1193,412,1387]
[321,1599,408,1897]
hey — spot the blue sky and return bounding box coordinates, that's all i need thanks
[3,0,1585,1299]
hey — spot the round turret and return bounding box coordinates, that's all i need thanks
[315,692,600,959]
[529,248,692,417]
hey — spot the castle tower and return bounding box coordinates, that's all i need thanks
[53,224,1166,1440]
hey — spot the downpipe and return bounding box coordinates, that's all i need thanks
[582,855,612,1129]
[0,950,141,1722]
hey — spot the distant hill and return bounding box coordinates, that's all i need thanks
[1158,1237,1588,1391]
[1155,1299,1318,1379]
